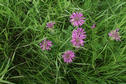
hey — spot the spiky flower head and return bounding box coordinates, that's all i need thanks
[71,28,86,48]
[108,28,121,41]
[40,39,52,50]
[46,22,55,28]
[62,50,75,63]
[91,24,96,29]
[70,12,85,27]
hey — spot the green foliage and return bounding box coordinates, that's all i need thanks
[0,0,126,84]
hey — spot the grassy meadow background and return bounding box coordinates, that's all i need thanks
[0,0,126,84]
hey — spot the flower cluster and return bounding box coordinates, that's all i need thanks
[71,28,86,48]
[39,12,121,64]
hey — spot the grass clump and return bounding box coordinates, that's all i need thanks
[0,0,126,84]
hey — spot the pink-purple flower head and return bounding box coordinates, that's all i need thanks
[46,22,55,28]
[108,28,121,41]
[71,28,86,48]
[62,50,75,63]
[91,24,96,29]
[70,12,85,27]
[40,39,52,50]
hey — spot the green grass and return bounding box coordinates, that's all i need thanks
[0,0,126,84]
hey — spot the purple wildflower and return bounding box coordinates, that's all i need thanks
[108,28,121,41]
[71,28,86,48]
[91,24,96,29]
[46,22,55,28]
[70,12,85,27]
[40,39,52,50]
[62,50,75,63]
